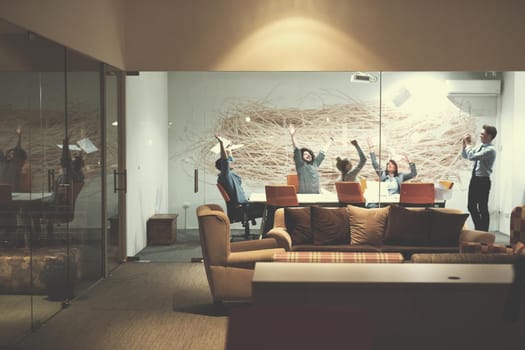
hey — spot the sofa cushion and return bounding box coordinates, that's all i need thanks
[383,205,432,245]
[459,242,513,254]
[410,253,518,264]
[284,207,312,245]
[311,206,350,245]
[347,204,389,246]
[291,244,380,252]
[427,209,469,246]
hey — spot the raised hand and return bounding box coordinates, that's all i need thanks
[288,123,296,136]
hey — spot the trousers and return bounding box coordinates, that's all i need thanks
[467,176,491,231]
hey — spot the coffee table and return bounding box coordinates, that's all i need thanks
[252,262,524,349]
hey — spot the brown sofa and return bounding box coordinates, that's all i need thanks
[266,204,496,258]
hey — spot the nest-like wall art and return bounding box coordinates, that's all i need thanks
[191,98,477,192]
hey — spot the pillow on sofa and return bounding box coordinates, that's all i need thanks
[311,206,350,245]
[383,205,432,245]
[427,209,469,246]
[347,204,389,245]
[284,207,312,245]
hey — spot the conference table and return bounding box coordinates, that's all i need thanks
[10,192,53,247]
[249,192,445,207]
[249,192,405,206]
[249,180,446,207]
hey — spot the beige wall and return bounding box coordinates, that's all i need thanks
[0,0,127,69]
[2,0,525,71]
[124,0,525,71]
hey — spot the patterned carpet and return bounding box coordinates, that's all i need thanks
[9,262,230,350]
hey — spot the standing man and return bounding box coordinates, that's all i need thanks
[462,124,497,231]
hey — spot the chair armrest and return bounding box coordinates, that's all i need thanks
[459,229,496,245]
[227,248,285,267]
[266,228,293,251]
[231,238,278,252]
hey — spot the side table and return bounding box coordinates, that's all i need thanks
[147,214,178,245]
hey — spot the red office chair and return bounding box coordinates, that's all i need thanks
[286,174,299,193]
[265,185,299,207]
[399,182,435,207]
[261,185,299,235]
[335,181,366,207]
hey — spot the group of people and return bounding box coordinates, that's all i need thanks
[215,123,498,232]
[287,123,417,196]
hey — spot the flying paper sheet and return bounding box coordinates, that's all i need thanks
[210,138,244,154]
[77,138,98,154]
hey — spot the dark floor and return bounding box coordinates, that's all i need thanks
[136,228,511,263]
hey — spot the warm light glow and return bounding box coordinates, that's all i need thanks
[111,121,118,126]
[215,17,381,70]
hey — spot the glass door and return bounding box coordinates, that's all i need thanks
[104,66,125,273]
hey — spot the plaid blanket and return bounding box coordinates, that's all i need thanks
[272,251,404,263]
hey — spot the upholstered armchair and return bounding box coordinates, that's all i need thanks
[196,204,284,302]
[511,205,525,244]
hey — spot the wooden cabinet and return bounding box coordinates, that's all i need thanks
[147,214,178,245]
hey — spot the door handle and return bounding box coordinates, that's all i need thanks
[113,169,127,193]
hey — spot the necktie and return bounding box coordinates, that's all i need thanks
[472,145,484,176]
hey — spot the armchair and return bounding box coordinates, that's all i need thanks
[196,204,284,302]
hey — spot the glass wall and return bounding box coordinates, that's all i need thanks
[0,19,122,346]
[167,71,505,233]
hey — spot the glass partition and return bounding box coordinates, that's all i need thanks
[0,23,67,342]
[167,71,504,234]
[0,19,121,346]
[104,66,124,272]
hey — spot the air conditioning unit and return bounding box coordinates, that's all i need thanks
[446,80,501,117]
[445,80,501,96]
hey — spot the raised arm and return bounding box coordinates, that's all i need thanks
[351,140,367,172]
[322,136,335,153]
[215,134,228,160]
[15,127,22,149]
[401,153,417,181]
[288,123,298,149]
[367,137,382,176]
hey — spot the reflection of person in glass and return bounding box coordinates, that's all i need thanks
[336,139,367,181]
[35,136,85,243]
[367,138,417,195]
[0,127,27,191]
[288,123,334,194]
[461,125,497,231]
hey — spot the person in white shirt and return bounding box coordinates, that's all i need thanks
[461,124,497,231]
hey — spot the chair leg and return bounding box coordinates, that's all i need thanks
[243,221,250,240]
